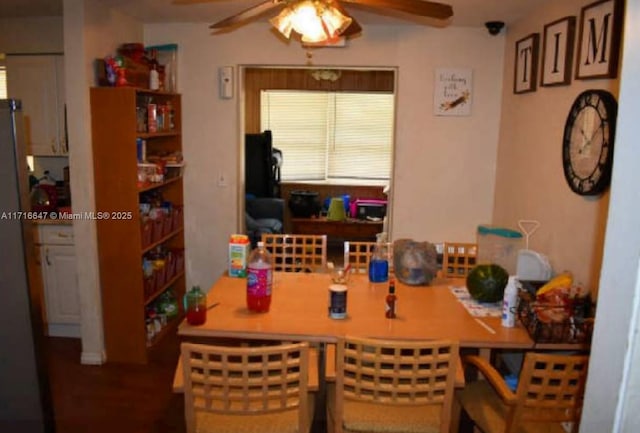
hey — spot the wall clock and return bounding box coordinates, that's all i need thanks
[562,89,617,195]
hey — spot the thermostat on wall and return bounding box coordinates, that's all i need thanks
[219,66,233,99]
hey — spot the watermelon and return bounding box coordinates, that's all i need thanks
[466,264,509,303]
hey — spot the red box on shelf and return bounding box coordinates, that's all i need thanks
[162,212,173,237]
[155,265,167,290]
[144,276,156,298]
[147,103,158,133]
[151,217,164,243]
[172,248,185,274]
[140,218,152,248]
[172,206,184,231]
[165,253,176,281]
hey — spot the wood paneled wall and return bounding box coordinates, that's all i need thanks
[244,68,394,132]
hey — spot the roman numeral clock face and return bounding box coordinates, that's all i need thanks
[562,89,617,195]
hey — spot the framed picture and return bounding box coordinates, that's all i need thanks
[541,16,576,87]
[514,33,540,94]
[575,0,623,79]
[433,68,473,116]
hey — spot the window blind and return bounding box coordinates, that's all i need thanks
[0,66,6,99]
[260,90,394,182]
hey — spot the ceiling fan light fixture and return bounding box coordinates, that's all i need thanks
[270,0,351,43]
[270,8,295,38]
[292,1,326,42]
[321,7,351,37]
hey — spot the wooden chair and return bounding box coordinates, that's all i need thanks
[327,336,460,433]
[180,341,314,433]
[262,233,327,272]
[343,240,394,274]
[343,241,375,273]
[441,242,477,278]
[455,352,589,433]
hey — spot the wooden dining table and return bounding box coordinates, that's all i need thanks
[177,272,534,350]
[176,272,536,433]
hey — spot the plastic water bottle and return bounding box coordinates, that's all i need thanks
[501,276,518,327]
[369,232,389,283]
[246,241,273,312]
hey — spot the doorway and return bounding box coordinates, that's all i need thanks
[241,66,397,254]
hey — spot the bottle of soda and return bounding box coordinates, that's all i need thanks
[369,232,389,283]
[246,241,273,312]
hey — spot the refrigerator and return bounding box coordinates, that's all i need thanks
[0,99,55,432]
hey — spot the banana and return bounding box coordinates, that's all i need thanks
[536,271,573,297]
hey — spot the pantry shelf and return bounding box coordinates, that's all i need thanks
[138,176,182,193]
[91,87,185,364]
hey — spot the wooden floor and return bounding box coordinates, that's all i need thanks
[44,334,185,433]
[44,333,472,433]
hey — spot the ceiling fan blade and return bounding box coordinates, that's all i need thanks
[173,0,228,4]
[341,0,453,20]
[209,0,285,29]
[342,16,362,37]
[330,1,362,37]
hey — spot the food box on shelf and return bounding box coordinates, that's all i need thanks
[144,276,156,298]
[137,163,163,188]
[173,248,185,274]
[165,252,177,281]
[140,217,153,248]
[155,264,167,289]
[151,217,165,243]
[171,205,184,231]
[165,162,185,180]
[162,212,174,237]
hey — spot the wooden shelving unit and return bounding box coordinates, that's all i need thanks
[90,87,185,364]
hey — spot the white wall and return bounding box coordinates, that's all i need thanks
[493,0,617,293]
[584,1,640,431]
[64,0,142,364]
[145,22,505,290]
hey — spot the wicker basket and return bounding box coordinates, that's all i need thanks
[517,281,594,344]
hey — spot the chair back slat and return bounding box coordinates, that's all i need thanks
[262,234,327,272]
[343,241,376,273]
[334,336,459,433]
[181,341,310,433]
[509,352,590,430]
[442,242,477,277]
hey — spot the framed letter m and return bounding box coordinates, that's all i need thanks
[576,0,623,79]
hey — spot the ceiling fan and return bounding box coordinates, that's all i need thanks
[174,0,453,44]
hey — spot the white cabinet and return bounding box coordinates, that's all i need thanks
[6,54,67,156]
[38,224,80,338]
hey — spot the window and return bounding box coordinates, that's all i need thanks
[260,90,394,183]
[0,53,6,99]
[0,65,6,99]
